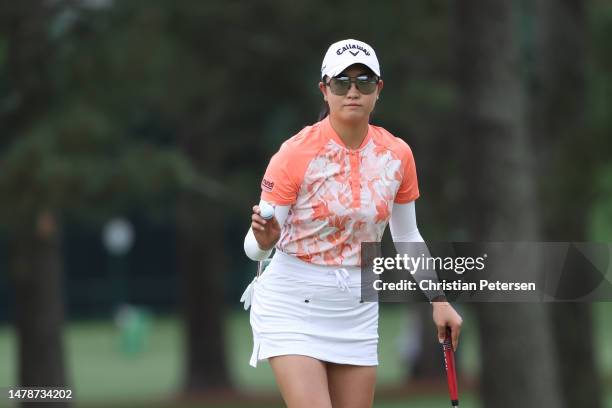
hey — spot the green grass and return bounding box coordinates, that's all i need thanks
[1,303,611,407]
[0,318,182,406]
[65,394,482,408]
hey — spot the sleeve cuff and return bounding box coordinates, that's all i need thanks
[244,228,273,261]
[429,294,448,304]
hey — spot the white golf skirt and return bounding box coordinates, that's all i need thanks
[244,250,379,367]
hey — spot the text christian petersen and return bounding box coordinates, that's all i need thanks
[370,254,537,292]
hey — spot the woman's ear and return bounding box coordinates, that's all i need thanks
[377,79,384,95]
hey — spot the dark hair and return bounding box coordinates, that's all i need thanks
[318,102,330,120]
[318,75,330,120]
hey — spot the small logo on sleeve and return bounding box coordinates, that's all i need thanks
[261,178,275,192]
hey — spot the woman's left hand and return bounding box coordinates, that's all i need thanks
[432,302,463,352]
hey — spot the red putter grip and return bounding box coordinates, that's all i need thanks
[442,327,459,407]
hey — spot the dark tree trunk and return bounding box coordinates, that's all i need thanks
[177,125,231,393]
[532,1,602,406]
[177,194,231,393]
[453,1,563,407]
[532,0,591,238]
[0,0,54,136]
[550,303,601,407]
[12,213,69,408]
[2,3,69,406]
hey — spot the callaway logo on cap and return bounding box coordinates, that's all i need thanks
[321,39,381,79]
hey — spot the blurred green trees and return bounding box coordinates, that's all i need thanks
[1,0,611,403]
[0,0,196,398]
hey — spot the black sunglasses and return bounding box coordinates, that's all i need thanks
[325,74,379,95]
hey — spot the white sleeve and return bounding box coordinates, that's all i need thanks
[243,204,290,261]
[389,201,446,303]
[389,201,424,242]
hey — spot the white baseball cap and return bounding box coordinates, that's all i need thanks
[321,39,381,79]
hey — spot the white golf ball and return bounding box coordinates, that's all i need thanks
[259,201,275,220]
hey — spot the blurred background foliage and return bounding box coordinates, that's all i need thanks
[0,0,611,407]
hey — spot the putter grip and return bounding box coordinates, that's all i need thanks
[443,328,459,407]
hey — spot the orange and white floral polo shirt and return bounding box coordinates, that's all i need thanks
[261,116,419,266]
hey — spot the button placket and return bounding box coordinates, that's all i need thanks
[348,150,361,208]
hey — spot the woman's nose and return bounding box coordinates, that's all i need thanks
[346,82,360,97]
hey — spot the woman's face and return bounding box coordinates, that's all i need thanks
[319,63,383,124]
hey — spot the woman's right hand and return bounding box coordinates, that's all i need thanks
[251,205,281,250]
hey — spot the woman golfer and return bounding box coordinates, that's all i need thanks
[242,39,463,408]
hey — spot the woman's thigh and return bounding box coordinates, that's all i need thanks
[269,355,332,408]
[326,363,377,408]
